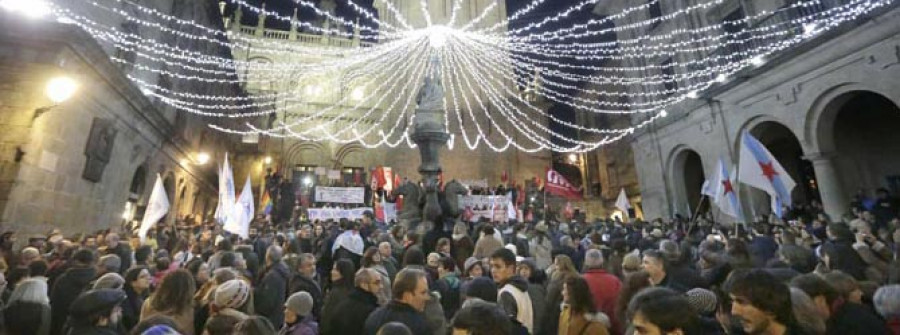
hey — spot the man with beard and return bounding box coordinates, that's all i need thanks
[727,270,801,335]
[288,253,324,320]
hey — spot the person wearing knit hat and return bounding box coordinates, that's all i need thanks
[93,272,126,290]
[685,288,717,317]
[462,276,498,302]
[280,291,318,335]
[66,288,127,333]
[463,257,484,279]
[214,279,250,311]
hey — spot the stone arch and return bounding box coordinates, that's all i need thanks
[162,171,176,206]
[284,142,330,169]
[128,165,148,200]
[667,145,707,218]
[807,86,900,199]
[733,117,816,216]
[335,143,365,169]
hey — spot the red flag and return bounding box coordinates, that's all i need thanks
[501,170,508,183]
[545,168,583,200]
[516,184,525,206]
[372,166,386,190]
[394,173,402,189]
[374,195,385,221]
[396,195,404,211]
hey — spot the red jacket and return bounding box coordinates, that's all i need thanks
[583,269,622,335]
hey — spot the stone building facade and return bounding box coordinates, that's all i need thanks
[589,0,900,221]
[0,1,251,235]
[224,1,550,194]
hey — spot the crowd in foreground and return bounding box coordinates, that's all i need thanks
[0,189,899,335]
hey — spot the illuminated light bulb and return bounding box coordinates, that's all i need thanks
[803,22,819,35]
[659,110,668,117]
[195,152,211,165]
[20,0,51,19]
[428,25,449,49]
[751,55,765,66]
[351,87,365,100]
[715,74,728,83]
[46,76,78,104]
[687,91,699,99]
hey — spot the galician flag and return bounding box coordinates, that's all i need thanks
[224,175,254,239]
[215,153,236,224]
[738,132,796,217]
[615,188,631,217]
[139,174,170,243]
[711,159,744,221]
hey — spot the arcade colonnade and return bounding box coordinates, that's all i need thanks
[632,8,900,221]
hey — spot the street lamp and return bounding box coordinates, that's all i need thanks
[195,152,211,165]
[302,176,313,186]
[263,156,273,165]
[1,0,51,19]
[568,153,578,163]
[35,76,78,119]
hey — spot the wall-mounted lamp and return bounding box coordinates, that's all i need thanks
[34,76,78,119]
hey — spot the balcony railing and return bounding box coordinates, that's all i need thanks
[233,25,374,48]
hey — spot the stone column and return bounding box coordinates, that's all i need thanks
[805,152,848,221]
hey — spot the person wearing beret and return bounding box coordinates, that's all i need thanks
[64,288,127,335]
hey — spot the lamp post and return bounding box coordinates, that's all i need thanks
[412,51,449,225]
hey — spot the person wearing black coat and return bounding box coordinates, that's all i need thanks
[50,249,98,335]
[325,268,381,335]
[104,233,132,274]
[363,269,431,335]
[288,254,325,321]
[321,259,356,334]
[363,301,429,335]
[255,246,291,328]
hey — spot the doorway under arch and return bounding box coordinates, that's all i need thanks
[671,149,708,218]
[745,121,817,217]
[822,91,900,195]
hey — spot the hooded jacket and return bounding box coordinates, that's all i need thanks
[51,266,96,335]
[437,273,461,319]
[498,275,534,333]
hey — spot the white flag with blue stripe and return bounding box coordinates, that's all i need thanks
[738,132,796,217]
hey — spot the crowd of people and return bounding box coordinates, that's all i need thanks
[0,188,899,335]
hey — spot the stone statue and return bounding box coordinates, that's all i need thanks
[391,181,424,229]
[416,54,444,111]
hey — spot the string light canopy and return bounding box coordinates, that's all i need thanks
[22,0,891,152]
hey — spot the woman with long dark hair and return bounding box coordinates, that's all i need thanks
[122,267,152,331]
[559,275,608,334]
[140,269,196,334]
[320,259,355,334]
